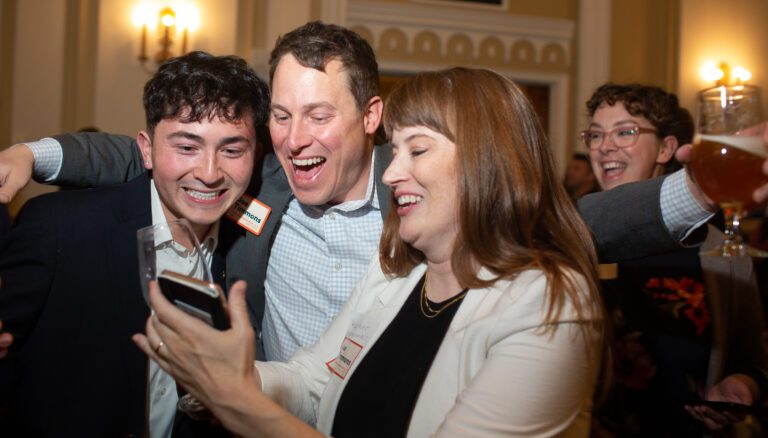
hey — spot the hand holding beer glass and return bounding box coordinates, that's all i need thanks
[689,85,768,257]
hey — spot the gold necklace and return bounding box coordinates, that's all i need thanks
[419,273,469,319]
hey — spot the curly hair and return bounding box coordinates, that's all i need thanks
[143,51,270,144]
[586,83,694,146]
[268,21,379,112]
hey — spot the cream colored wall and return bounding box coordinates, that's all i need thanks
[93,0,240,137]
[678,0,768,120]
[609,0,678,90]
[265,0,313,57]
[8,0,67,215]
[5,0,241,216]
[0,1,16,149]
[10,0,66,145]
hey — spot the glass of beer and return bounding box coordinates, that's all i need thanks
[689,85,768,257]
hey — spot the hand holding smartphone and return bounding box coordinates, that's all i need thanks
[158,270,231,330]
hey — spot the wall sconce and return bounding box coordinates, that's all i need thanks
[700,61,752,87]
[133,2,200,65]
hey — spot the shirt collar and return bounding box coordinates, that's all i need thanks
[306,152,379,214]
[149,180,219,255]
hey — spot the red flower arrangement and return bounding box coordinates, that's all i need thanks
[643,276,710,334]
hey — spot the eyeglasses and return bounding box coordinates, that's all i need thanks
[579,125,658,150]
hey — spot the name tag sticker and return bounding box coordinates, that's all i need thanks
[226,194,271,236]
[347,312,381,344]
[326,337,363,380]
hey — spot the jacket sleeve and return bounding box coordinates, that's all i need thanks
[578,175,682,263]
[703,228,768,402]
[435,272,599,437]
[254,257,380,425]
[52,132,145,187]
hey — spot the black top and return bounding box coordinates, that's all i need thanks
[332,275,464,437]
[594,247,712,437]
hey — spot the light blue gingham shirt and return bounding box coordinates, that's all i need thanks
[261,154,382,362]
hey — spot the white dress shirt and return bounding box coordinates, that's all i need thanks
[147,181,218,438]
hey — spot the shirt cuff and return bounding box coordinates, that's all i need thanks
[27,137,63,183]
[660,169,714,241]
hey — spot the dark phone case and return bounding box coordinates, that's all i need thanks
[686,399,755,414]
[158,274,230,330]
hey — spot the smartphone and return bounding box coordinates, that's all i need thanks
[157,270,230,330]
[685,399,755,414]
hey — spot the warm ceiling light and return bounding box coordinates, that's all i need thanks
[159,7,176,27]
[733,66,752,82]
[175,4,201,31]
[701,61,752,87]
[700,61,724,82]
[135,2,199,65]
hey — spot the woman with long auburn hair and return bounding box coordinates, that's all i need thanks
[380,68,602,332]
[135,67,605,437]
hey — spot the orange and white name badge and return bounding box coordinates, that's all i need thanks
[226,194,271,235]
[327,337,363,379]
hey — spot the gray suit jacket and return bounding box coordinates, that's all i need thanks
[51,133,684,339]
[699,226,767,392]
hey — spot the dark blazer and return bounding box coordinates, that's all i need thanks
[0,174,153,437]
[50,133,686,350]
[0,174,233,437]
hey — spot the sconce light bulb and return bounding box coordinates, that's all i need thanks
[161,13,176,28]
[733,66,752,82]
[175,4,201,31]
[700,61,724,82]
[132,3,156,27]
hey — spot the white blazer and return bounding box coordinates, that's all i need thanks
[256,258,601,437]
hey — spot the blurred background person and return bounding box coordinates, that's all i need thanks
[564,152,601,201]
[584,83,766,437]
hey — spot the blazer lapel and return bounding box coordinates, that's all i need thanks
[373,145,393,219]
[228,155,293,330]
[109,175,153,429]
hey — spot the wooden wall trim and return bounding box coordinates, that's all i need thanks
[61,0,99,132]
[0,0,17,147]
[236,0,267,60]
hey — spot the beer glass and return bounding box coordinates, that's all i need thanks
[137,218,212,301]
[689,85,768,257]
[136,219,213,418]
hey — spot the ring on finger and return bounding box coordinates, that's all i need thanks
[154,340,165,354]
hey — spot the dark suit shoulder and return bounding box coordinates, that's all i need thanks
[576,175,681,263]
[16,174,150,226]
[259,153,289,187]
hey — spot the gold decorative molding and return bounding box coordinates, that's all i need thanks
[348,0,573,72]
[347,0,574,173]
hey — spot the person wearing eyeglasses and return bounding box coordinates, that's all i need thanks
[580,85,690,190]
[583,83,767,437]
